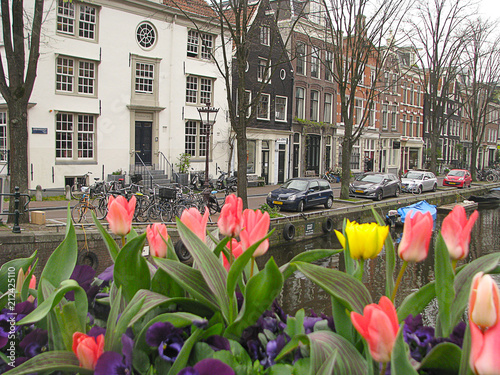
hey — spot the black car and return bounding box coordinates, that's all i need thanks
[266,178,334,212]
[349,173,401,201]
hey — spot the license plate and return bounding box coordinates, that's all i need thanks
[273,201,283,205]
[448,182,456,185]
[355,190,364,193]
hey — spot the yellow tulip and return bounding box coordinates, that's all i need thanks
[335,220,389,260]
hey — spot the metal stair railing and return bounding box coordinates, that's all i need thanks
[158,151,179,184]
[132,152,155,188]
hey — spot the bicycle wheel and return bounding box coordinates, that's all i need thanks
[71,203,93,223]
[207,195,220,214]
[91,196,108,220]
[70,185,84,200]
[146,203,161,222]
[159,201,174,223]
[133,195,149,222]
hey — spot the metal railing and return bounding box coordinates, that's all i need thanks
[0,186,31,233]
[158,151,179,183]
[130,152,156,188]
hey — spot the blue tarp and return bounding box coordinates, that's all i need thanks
[397,200,437,223]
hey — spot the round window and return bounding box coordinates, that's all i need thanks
[245,61,249,72]
[136,22,156,49]
[280,69,286,80]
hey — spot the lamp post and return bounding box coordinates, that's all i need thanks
[400,137,408,176]
[197,103,219,198]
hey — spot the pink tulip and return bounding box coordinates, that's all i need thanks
[28,275,36,303]
[217,194,244,237]
[72,332,104,370]
[351,296,399,363]
[222,238,244,271]
[397,210,433,262]
[106,195,136,236]
[146,223,169,258]
[239,209,270,257]
[469,272,500,375]
[441,205,479,260]
[180,207,210,243]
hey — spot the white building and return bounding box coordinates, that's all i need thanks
[0,0,231,190]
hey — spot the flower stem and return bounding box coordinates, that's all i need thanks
[380,362,388,375]
[250,257,255,278]
[391,261,408,303]
[229,237,234,266]
[452,259,457,273]
[121,235,125,248]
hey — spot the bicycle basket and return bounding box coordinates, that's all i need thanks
[159,187,177,200]
[131,174,142,184]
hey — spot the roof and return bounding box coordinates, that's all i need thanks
[163,0,218,18]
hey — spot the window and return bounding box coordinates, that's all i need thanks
[416,117,420,137]
[57,0,97,41]
[260,26,270,46]
[258,58,271,83]
[382,104,388,129]
[55,112,95,160]
[136,22,156,49]
[401,83,406,104]
[416,85,421,106]
[325,51,333,81]
[323,93,332,123]
[185,76,213,105]
[408,84,414,105]
[296,42,306,75]
[257,93,270,120]
[56,56,96,96]
[275,96,287,122]
[186,30,213,60]
[391,104,397,130]
[355,99,363,125]
[0,112,6,161]
[135,62,154,94]
[311,47,320,78]
[402,114,407,136]
[237,90,251,117]
[409,115,413,137]
[310,90,319,121]
[295,87,305,118]
[185,120,210,158]
[368,102,375,128]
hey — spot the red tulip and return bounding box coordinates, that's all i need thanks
[239,209,270,257]
[351,296,399,363]
[146,223,169,258]
[180,207,210,243]
[72,332,104,370]
[469,272,500,375]
[441,205,479,260]
[397,210,433,262]
[217,194,244,237]
[222,238,244,271]
[106,195,136,236]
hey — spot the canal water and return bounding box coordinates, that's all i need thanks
[259,205,500,320]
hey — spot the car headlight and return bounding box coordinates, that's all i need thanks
[287,194,297,201]
[366,186,377,192]
[458,177,464,181]
[267,192,272,198]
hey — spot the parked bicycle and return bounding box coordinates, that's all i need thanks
[71,187,107,223]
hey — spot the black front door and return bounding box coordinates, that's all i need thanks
[135,121,152,165]
[293,144,299,177]
[261,150,269,184]
[306,134,321,174]
[278,144,286,183]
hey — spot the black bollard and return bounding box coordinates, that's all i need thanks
[12,186,21,233]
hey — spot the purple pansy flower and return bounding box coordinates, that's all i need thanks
[0,301,35,348]
[178,358,235,375]
[205,335,230,352]
[19,328,48,358]
[95,334,133,375]
[146,322,185,363]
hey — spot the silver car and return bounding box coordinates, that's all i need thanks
[401,170,438,194]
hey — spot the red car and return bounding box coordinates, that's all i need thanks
[443,169,472,188]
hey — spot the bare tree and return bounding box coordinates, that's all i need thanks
[0,0,44,222]
[407,0,471,175]
[458,18,500,179]
[319,0,409,199]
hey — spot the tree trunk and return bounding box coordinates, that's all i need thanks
[339,137,352,200]
[7,101,29,224]
[236,130,248,209]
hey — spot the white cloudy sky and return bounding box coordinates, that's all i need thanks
[477,0,500,20]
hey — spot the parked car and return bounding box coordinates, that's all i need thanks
[266,178,334,212]
[401,170,438,194]
[443,169,472,188]
[349,172,401,201]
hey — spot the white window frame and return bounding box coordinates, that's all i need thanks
[325,51,333,81]
[185,75,213,105]
[135,61,154,94]
[237,90,252,118]
[355,99,363,125]
[56,0,98,41]
[260,26,270,46]
[368,102,375,128]
[310,90,319,121]
[275,96,287,122]
[311,47,320,79]
[55,112,96,161]
[323,93,332,123]
[56,55,97,97]
[185,120,209,159]
[0,112,7,161]
[296,42,306,75]
[187,30,214,60]
[295,87,305,118]
[257,93,270,120]
[382,103,388,130]
[258,57,271,83]
[391,104,398,130]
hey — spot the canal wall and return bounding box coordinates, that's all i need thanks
[1,184,497,277]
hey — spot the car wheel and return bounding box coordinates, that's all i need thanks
[413,185,422,195]
[376,190,383,201]
[432,183,437,192]
[297,200,304,212]
[324,196,333,209]
[394,187,400,197]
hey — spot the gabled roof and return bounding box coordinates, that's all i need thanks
[163,0,218,18]
[222,1,260,27]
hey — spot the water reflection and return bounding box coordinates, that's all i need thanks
[259,206,500,318]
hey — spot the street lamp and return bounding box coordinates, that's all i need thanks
[400,137,408,175]
[197,103,219,196]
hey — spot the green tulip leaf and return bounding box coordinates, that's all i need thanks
[316,349,338,375]
[459,322,474,375]
[154,258,218,310]
[176,218,235,322]
[168,328,204,375]
[450,252,500,330]
[371,207,396,298]
[2,351,92,375]
[308,330,367,375]
[293,262,372,313]
[434,233,455,337]
[225,257,283,340]
[151,266,184,298]
[20,258,38,302]
[93,211,120,262]
[114,233,150,302]
[105,285,123,351]
[279,249,343,280]
[397,281,436,323]
[418,342,462,374]
[391,325,419,375]
[0,251,37,293]
[109,296,145,353]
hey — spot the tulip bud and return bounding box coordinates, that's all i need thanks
[398,210,433,262]
[441,205,478,260]
[72,332,104,370]
[147,223,169,258]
